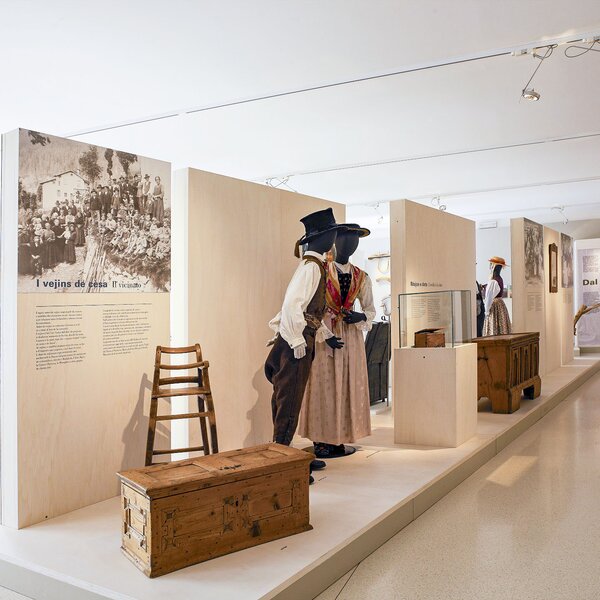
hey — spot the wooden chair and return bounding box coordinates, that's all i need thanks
[145,344,218,466]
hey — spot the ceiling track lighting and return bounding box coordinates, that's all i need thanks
[520,45,555,101]
[265,175,298,193]
[431,196,447,211]
[370,202,386,225]
[565,37,600,58]
[552,205,569,225]
[522,88,540,101]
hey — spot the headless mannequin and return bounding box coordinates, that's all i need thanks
[482,260,511,336]
[491,263,503,283]
[312,229,370,458]
[335,230,367,325]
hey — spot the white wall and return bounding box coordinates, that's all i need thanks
[546,219,600,241]
[475,226,512,290]
[346,204,390,322]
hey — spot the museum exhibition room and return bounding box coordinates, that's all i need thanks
[2,1,600,599]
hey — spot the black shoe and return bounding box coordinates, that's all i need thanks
[314,442,357,459]
[309,474,314,485]
[310,458,326,470]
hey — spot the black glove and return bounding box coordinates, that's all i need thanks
[342,310,367,324]
[326,336,344,350]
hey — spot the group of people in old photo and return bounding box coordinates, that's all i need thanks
[18,173,170,280]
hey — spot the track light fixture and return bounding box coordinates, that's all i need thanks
[521,45,555,101]
[265,175,297,193]
[565,38,600,58]
[370,202,385,225]
[522,88,540,101]
[431,196,446,211]
[552,205,569,225]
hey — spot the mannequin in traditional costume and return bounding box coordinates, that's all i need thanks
[265,208,344,482]
[483,256,511,336]
[299,223,375,459]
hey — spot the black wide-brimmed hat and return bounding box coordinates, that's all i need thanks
[339,223,371,237]
[294,208,342,257]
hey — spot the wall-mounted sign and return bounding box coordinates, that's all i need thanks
[576,246,600,347]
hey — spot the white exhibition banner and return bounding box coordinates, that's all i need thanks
[576,245,600,347]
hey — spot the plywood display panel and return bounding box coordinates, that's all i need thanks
[511,220,573,374]
[544,227,561,373]
[390,200,476,350]
[561,287,575,363]
[181,169,344,452]
[560,233,575,365]
[1,129,172,528]
[511,218,547,375]
[393,344,477,447]
[16,294,170,528]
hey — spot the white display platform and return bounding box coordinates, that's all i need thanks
[0,356,599,600]
[394,344,478,447]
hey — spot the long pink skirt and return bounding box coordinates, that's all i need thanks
[298,318,371,444]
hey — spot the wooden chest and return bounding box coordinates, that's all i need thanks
[472,333,542,413]
[414,328,445,348]
[117,443,312,577]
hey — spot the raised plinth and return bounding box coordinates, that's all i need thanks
[393,344,478,447]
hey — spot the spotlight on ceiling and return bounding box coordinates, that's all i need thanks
[552,205,569,225]
[522,88,541,101]
[519,45,554,101]
[431,196,447,211]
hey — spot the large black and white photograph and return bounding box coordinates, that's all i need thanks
[17,129,171,292]
[561,232,573,289]
[523,218,544,286]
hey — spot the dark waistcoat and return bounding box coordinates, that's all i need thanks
[494,275,504,298]
[303,255,326,327]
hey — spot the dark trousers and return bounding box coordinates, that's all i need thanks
[264,330,315,446]
[477,310,485,338]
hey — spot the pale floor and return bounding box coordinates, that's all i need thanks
[0,588,27,599]
[0,361,597,600]
[316,370,600,600]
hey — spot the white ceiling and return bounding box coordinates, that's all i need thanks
[2,0,600,224]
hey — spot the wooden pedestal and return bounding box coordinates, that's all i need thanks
[472,333,542,414]
[393,344,478,448]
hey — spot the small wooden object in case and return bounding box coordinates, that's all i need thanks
[118,443,312,577]
[414,328,446,348]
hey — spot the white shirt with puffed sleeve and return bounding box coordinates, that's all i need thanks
[269,251,333,349]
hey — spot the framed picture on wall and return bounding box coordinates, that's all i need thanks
[524,218,544,286]
[549,243,558,293]
[561,233,573,288]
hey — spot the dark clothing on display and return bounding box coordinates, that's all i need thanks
[265,255,326,445]
[338,271,351,304]
[365,321,391,404]
[476,281,485,338]
[265,332,317,446]
[493,274,504,297]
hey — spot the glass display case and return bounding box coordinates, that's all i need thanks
[398,290,472,348]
